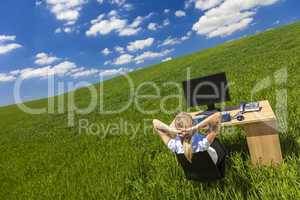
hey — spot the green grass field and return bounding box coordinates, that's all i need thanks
[1,22,300,199]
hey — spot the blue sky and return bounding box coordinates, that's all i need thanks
[0,0,299,106]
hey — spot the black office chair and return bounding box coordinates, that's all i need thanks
[176,139,227,182]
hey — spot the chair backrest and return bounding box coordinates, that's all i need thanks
[176,139,226,181]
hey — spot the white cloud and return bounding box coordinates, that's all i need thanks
[175,10,186,17]
[110,49,174,65]
[99,67,132,77]
[159,32,191,47]
[119,13,153,36]
[104,60,111,65]
[164,9,170,14]
[209,17,253,38]
[97,0,132,9]
[9,70,21,76]
[134,49,174,64]
[0,43,22,55]
[55,28,62,33]
[54,27,76,34]
[36,0,43,6]
[118,14,152,36]
[0,34,22,55]
[109,0,126,6]
[18,67,50,80]
[52,61,77,75]
[64,27,73,33]
[1,59,122,81]
[45,0,87,25]
[130,15,151,28]
[181,31,192,41]
[0,35,16,42]
[86,13,152,37]
[195,0,223,10]
[160,37,181,47]
[123,3,134,11]
[0,73,16,82]
[113,54,133,65]
[71,69,99,78]
[101,48,111,56]
[19,61,77,79]
[108,10,119,17]
[192,0,279,38]
[69,67,85,74]
[162,57,172,62]
[34,52,60,65]
[273,20,280,25]
[184,0,194,9]
[147,18,168,31]
[118,27,141,36]
[86,16,127,36]
[181,35,189,41]
[127,38,154,52]
[114,46,125,54]
[147,23,157,31]
[163,19,170,26]
[90,14,105,25]
[96,0,126,6]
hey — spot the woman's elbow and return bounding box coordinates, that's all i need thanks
[152,119,159,129]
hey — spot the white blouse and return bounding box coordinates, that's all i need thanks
[167,133,218,164]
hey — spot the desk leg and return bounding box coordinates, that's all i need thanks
[243,121,283,166]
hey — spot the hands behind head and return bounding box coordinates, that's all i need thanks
[176,112,222,136]
[177,126,198,137]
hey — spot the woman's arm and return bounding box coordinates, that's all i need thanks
[195,112,221,131]
[178,112,221,144]
[205,128,219,144]
[201,113,221,144]
[153,119,180,145]
[178,112,221,134]
[194,114,221,151]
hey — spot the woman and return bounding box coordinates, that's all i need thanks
[153,112,222,164]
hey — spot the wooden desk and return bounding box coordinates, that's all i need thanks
[191,100,283,166]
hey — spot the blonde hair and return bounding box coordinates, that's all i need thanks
[174,112,197,163]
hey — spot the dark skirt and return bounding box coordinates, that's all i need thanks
[176,139,227,181]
